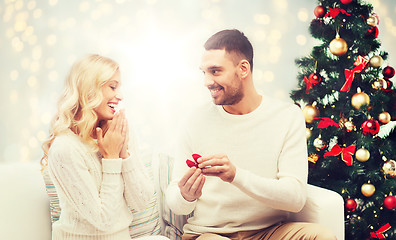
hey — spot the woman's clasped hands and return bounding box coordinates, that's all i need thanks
[96,110,130,159]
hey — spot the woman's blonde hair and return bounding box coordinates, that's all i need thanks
[41,54,119,169]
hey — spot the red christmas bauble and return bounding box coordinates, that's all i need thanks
[314,6,327,18]
[345,198,357,212]
[341,0,353,4]
[383,66,395,79]
[383,79,393,93]
[366,26,379,38]
[384,196,396,210]
[361,119,380,135]
[308,73,322,85]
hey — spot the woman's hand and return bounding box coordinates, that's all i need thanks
[96,110,127,159]
[120,116,130,159]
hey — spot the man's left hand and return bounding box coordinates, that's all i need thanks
[197,154,236,183]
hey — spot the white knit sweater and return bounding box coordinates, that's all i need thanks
[166,95,308,234]
[48,129,153,240]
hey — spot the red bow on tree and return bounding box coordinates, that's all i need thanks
[324,144,356,166]
[341,55,369,92]
[304,75,313,94]
[316,117,340,128]
[370,223,391,239]
[325,7,351,18]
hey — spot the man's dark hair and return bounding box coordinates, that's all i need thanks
[204,29,254,70]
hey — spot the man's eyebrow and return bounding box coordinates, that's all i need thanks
[199,65,222,71]
[204,66,222,70]
[208,66,221,69]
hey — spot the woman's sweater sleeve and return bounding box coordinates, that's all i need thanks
[48,137,125,232]
[231,107,308,213]
[121,130,154,212]
[121,156,154,212]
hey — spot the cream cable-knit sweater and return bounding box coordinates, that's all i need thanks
[48,129,153,240]
[166,95,308,235]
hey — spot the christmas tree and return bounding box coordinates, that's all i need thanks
[290,0,396,239]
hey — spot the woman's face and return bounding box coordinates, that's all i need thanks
[94,69,123,122]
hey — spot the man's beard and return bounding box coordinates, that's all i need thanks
[214,87,244,105]
[213,74,244,106]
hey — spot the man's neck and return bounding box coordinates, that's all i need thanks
[223,92,262,115]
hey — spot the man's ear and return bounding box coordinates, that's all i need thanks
[238,60,250,79]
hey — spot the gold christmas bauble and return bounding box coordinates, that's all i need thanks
[371,78,387,90]
[313,137,326,150]
[367,16,378,26]
[306,128,312,139]
[383,160,396,177]
[355,148,370,162]
[351,92,370,109]
[369,55,383,67]
[378,112,391,125]
[361,183,375,197]
[302,104,320,123]
[367,13,380,26]
[329,36,348,56]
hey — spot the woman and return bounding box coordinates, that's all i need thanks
[41,54,168,240]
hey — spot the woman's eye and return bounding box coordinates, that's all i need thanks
[110,86,116,90]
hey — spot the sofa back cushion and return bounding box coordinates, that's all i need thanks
[156,153,190,240]
[0,163,52,240]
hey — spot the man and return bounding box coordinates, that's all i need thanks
[166,29,336,240]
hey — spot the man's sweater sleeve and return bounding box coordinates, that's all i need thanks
[231,106,308,213]
[166,180,197,215]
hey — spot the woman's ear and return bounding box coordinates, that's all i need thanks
[238,59,250,79]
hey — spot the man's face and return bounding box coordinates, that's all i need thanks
[200,49,244,105]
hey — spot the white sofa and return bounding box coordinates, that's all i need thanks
[0,154,345,240]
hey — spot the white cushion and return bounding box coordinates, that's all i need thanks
[153,153,187,240]
[0,162,52,240]
[289,184,345,240]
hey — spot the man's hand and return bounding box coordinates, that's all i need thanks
[178,167,205,202]
[198,154,236,183]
